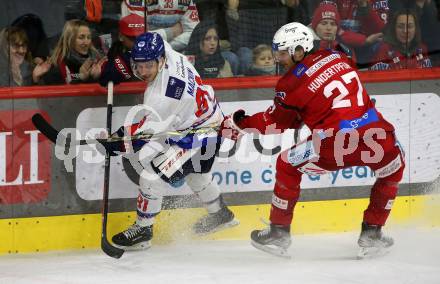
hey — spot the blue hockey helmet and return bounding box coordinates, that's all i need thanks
[131,32,165,62]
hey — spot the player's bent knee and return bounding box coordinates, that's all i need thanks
[186,173,212,193]
[374,143,405,181]
[376,156,405,184]
[275,155,302,189]
[138,164,167,197]
[186,173,220,205]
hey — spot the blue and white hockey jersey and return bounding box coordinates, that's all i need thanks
[128,41,222,147]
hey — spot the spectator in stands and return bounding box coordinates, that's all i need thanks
[311,2,357,64]
[370,10,432,70]
[0,27,34,87]
[121,0,199,52]
[33,19,105,85]
[194,0,240,75]
[332,0,387,45]
[11,14,50,65]
[244,44,276,76]
[65,0,121,55]
[330,0,388,66]
[99,14,145,86]
[185,21,233,78]
[389,0,440,66]
[194,0,230,46]
[225,0,305,74]
[390,0,438,41]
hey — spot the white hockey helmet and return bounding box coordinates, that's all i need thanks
[272,22,314,56]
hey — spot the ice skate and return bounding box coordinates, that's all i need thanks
[250,224,292,259]
[112,223,153,250]
[193,206,239,235]
[357,222,393,259]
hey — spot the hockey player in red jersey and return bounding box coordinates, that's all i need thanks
[221,22,405,258]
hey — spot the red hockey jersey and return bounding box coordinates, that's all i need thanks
[239,49,394,135]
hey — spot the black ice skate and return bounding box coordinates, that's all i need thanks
[250,224,292,258]
[112,223,153,250]
[193,206,239,235]
[357,222,394,259]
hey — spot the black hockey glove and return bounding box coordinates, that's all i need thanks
[96,140,124,157]
[96,124,149,156]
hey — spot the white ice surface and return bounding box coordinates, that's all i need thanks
[1,227,439,284]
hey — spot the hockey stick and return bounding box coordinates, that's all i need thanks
[100,82,125,259]
[32,114,219,147]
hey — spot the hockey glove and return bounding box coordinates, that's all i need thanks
[99,43,132,87]
[96,117,149,156]
[96,139,125,157]
[220,109,248,141]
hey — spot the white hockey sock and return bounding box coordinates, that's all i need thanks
[136,215,155,227]
[135,190,162,227]
[136,162,167,227]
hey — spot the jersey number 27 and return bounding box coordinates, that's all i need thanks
[323,71,364,109]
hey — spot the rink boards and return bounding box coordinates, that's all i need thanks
[1,194,439,254]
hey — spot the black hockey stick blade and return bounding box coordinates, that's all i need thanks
[32,113,91,146]
[101,237,124,259]
[32,113,60,144]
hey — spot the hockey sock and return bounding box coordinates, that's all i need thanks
[269,154,302,226]
[363,166,403,225]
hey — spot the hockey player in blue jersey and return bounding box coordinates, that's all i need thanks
[100,32,238,250]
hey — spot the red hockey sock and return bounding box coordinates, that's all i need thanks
[363,167,403,226]
[269,154,302,226]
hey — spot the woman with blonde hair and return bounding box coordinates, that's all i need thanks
[33,19,106,84]
[0,27,34,86]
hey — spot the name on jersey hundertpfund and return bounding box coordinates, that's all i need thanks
[308,62,352,93]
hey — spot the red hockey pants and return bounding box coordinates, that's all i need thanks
[269,131,405,227]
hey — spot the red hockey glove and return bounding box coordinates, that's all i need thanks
[220,109,248,141]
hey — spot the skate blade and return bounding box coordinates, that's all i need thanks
[114,241,152,251]
[251,240,291,259]
[194,218,240,236]
[357,246,390,259]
